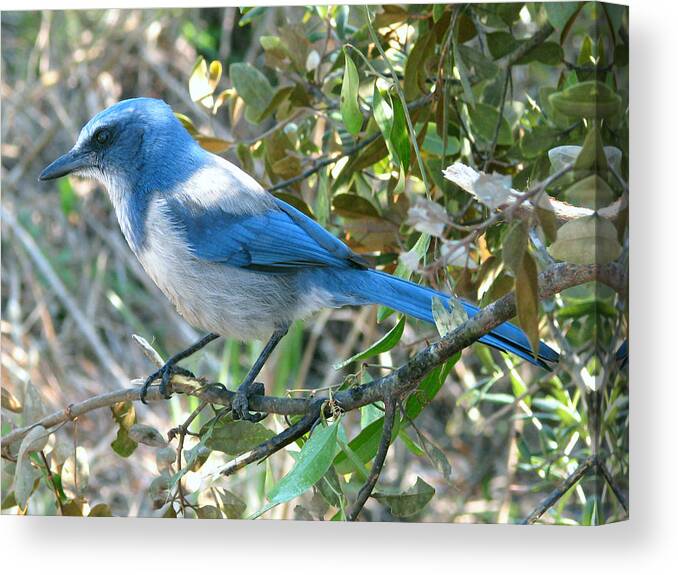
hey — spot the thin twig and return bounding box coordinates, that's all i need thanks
[174,399,209,516]
[597,458,629,515]
[502,22,555,68]
[347,396,397,521]
[483,67,511,172]
[220,401,323,476]
[39,450,65,515]
[522,455,595,524]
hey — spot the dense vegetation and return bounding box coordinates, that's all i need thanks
[1,2,628,524]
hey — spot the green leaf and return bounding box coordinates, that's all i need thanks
[13,425,50,508]
[422,123,460,156]
[260,35,281,51]
[316,466,344,508]
[217,489,247,519]
[196,505,222,519]
[515,42,563,66]
[340,50,362,135]
[487,32,562,66]
[251,420,339,518]
[548,215,622,265]
[189,57,214,105]
[521,125,559,159]
[229,62,274,124]
[548,81,622,120]
[110,402,137,458]
[373,476,435,517]
[515,252,540,358]
[208,60,222,90]
[565,174,616,209]
[174,112,198,135]
[88,503,113,517]
[253,85,294,125]
[578,34,594,68]
[404,357,457,421]
[574,126,609,174]
[416,433,452,480]
[487,31,518,59]
[556,299,617,320]
[334,315,406,369]
[404,27,435,100]
[58,177,77,216]
[398,430,424,456]
[469,103,513,146]
[204,417,275,456]
[239,6,268,27]
[128,424,168,448]
[502,220,528,273]
[334,415,400,475]
[453,39,475,106]
[372,82,398,164]
[391,97,411,169]
[332,193,380,219]
[544,2,581,30]
[457,45,499,80]
[484,2,524,26]
[535,200,558,244]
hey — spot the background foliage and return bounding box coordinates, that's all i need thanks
[1,2,628,524]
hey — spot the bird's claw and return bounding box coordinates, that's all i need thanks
[140,363,195,404]
[232,381,265,422]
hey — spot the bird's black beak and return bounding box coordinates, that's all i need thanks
[39,148,92,181]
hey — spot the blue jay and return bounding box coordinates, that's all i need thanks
[40,98,558,419]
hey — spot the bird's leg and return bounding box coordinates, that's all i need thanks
[140,332,220,403]
[232,327,288,421]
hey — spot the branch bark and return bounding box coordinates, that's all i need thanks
[346,396,397,521]
[522,455,596,524]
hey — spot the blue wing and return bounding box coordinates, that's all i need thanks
[168,196,367,272]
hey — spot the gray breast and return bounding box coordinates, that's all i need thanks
[135,195,313,341]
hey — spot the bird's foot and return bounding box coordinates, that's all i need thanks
[140,363,195,404]
[232,381,266,422]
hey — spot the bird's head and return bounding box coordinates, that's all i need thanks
[39,97,200,191]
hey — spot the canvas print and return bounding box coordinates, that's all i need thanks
[1,2,628,524]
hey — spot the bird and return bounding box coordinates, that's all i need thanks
[39,97,559,420]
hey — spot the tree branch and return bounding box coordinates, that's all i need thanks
[502,22,555,68]
[219,401,324,476]
[522,455,595,524]
[346,396,397,520]
[1,261,623,455]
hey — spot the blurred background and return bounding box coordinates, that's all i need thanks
[1,3,628,523]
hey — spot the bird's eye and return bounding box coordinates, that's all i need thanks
[94,128,111,146]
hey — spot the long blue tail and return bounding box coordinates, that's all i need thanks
[356,269,559,369]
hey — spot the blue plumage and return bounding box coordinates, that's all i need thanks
[169,197,365,271]
[39,97,558,413]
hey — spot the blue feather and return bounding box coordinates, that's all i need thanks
[168,197,363,271]
[171,194,558,368]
